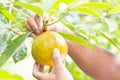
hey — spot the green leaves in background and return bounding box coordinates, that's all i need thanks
[80,2,113,10]
[60,20,75,31]
[0,70,23,80]
[50,0,79,13]
[109,6,120,14]
[95,30,120,51]
[0,3,4,9]
[66,62,92,80]
[12,2,43,16]
[0,9,16,21]
[13,43,27,63]
[0,2,16,21]
[71,7,100,17]
[0,32,30,67]
[0,31,14,54]
[70,2,113,17]
[59,32,95,49]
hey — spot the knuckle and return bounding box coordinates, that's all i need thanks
[34,27,38,30]
[34,26,39,31]
[27,17,31,21]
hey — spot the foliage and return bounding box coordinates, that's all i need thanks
[66,61,93,80]
[0,70,23,80]
[0,32,30,67]
[0,0,120,80]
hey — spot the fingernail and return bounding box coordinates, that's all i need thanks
[53,48,60,57]
[30,33,35,37]
[36,30,40,34]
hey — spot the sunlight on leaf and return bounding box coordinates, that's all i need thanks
[80,2,113,10]
[50,0,79,13]
[0,70,23,80]
[0,9,16,21]
[60,20,75,31]
[108,6,120,14]
[12,2,43,16]
[59,32,95,49]
[71,7,100,17]
[95,30,120,51]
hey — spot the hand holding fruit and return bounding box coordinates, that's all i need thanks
[33,48,73,80]
[25,15,73,80]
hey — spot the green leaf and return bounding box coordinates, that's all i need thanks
[108,6,120,14]
[39,0,55,13]
[0,31,14,54]
[50,0,79,13]
[71,7,100,17]
[0,70,23,80]
[58,32,95,49]
[60,20,75,31]
[0,9,16,21]
[45,12,66,26]
[95,30,120,51]
[80,2,113,10]
[13,43,27,63]
[12,2,43,16]
[0,32,31,67]
[0,20,10,28]
[0,2,4,10]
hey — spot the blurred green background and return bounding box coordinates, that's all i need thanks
[0,0,120,80]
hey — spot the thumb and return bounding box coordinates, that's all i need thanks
[53,48,62,66]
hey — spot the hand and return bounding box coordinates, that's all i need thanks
[25,15,73,37]
[32,48,73,80]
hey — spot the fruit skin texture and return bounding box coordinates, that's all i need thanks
[32,31,68,66]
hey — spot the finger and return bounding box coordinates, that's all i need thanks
[34,15,43,33]
[33,63,44,73]
[39,65,44,72]
[33,63,49,79]
[30,33,36,37]
[49,67,54,73]
[53,48,63,67]
[27,16,40,35]
[24,23,32,31]
[33,62,40,73]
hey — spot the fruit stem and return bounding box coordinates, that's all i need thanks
[44,13,66,27]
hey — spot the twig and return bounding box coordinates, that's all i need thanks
[11,6,30,17]
[5,4,29,17]
[44,13,66,26]
[0,28,21,35]
[8,28,21,35]
[85,17,100,25]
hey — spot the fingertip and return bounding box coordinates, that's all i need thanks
[53,48,62,66]
[33,62,39,72]
[32,62,41,78]
[53,48,60,58]
[30,33,36,37]
[36,29,40,35]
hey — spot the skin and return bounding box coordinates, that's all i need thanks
[33,48,73,80]
[25,15,120,80]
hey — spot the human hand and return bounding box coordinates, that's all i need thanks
[25,15,73,37]
[32,48,73,80]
